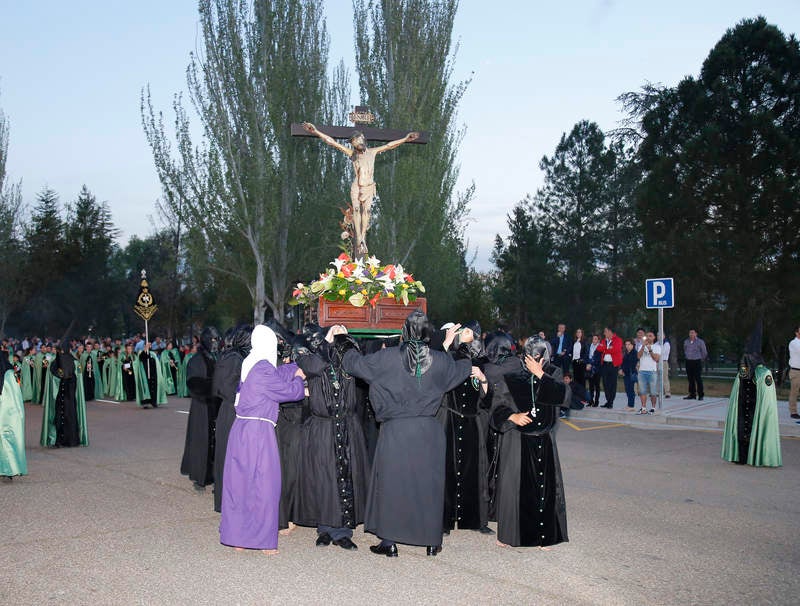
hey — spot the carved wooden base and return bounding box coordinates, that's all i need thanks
[318,297,427,330]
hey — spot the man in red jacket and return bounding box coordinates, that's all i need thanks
[596,326,623,408]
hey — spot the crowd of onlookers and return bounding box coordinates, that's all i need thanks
[529,324,708,415]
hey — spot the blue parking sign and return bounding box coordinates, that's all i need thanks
[646,278,674,309]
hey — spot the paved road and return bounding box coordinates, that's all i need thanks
[2,397,798,605]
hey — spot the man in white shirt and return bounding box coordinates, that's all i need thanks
[788,325,800,420]
[636,331,661,414]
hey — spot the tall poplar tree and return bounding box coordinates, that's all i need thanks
[352,0,471,317]
[142,0,348,324]
[0,94,26,336]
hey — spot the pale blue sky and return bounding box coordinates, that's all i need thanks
[1,1,798,270]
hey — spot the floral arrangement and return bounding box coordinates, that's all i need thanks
[290,253,426,308]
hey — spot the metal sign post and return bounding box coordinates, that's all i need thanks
[646,278,675,410]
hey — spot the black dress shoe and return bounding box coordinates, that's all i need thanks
[426,545,442,556]
[332,537,358,550]
[370,543,398,557]
[683,395,696,400]
[603,403,613,409]
[315,533,332,547]
[477,525,495,535]
[698,396,704,401]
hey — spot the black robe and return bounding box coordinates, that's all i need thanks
[121,354,137,401]
[211,349,243,512]
[82,356,95,401]
[139,351,160,406]
[343,347,471,546]
[180,351,219,486]
[49,353,80,447]
[487,357,569,548]
[295,346,369,530]
[276,394,307,529]
[437,353,491,531]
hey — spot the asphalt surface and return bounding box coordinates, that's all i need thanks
[2,395,798,606]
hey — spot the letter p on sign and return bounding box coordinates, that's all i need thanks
[645,278,674,309]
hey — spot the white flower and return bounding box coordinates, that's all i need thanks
[366,255,381,269]
[394,264,407,283]
[352,257,366,278]
[341,231,350,240]
[331,257,346,272]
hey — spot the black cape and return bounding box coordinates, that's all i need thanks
[211,349,244,512]
[276,392,307,529]
[49,353,81,447]
[180,351,219,486]
[343,347,470,546]
[486,357,569,548]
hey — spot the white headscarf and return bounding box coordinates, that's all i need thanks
[240,324,277,383]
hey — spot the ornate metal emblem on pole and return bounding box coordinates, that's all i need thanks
[134,270,157,378]
[134,270,158,321]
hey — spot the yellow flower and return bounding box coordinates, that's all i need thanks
[402,283,409,289]
[355,279,362,285]
[338,289,346,296]
[337,271,344,278]
[387,292,395,298]
[361,289,368,295]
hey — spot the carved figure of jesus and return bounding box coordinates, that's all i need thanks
[302,122,419,256]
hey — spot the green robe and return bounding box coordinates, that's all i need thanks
[160,349,181,395]
[136,351,167,407]
[89,350,105,399]
[40,357,89,447]
[721,365,781,467]
[32,352,47,404]
[104,355,118,399]
[20,355,35,402]
[0,369,27,476]
[177,353,193,397]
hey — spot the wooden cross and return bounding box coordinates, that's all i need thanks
[290,106,429,144]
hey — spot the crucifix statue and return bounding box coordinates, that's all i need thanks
[291,107,427,257]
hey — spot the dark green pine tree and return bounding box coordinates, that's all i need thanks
[63,185,121,336]
[533,120,614,328]
[23,188,67,335]
[491,198,560,337]
[634,16,800,351]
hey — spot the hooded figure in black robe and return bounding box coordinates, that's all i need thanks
[49,350,82,447]
[485,334,570,548]
[180,327,220,490]
[274,333,312,531]
[721,322,781,467]
[295,329,369,549]
[138,343,160,407]
[342,311,472,556]
[436,320,494,535]
[211,325,252,512]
